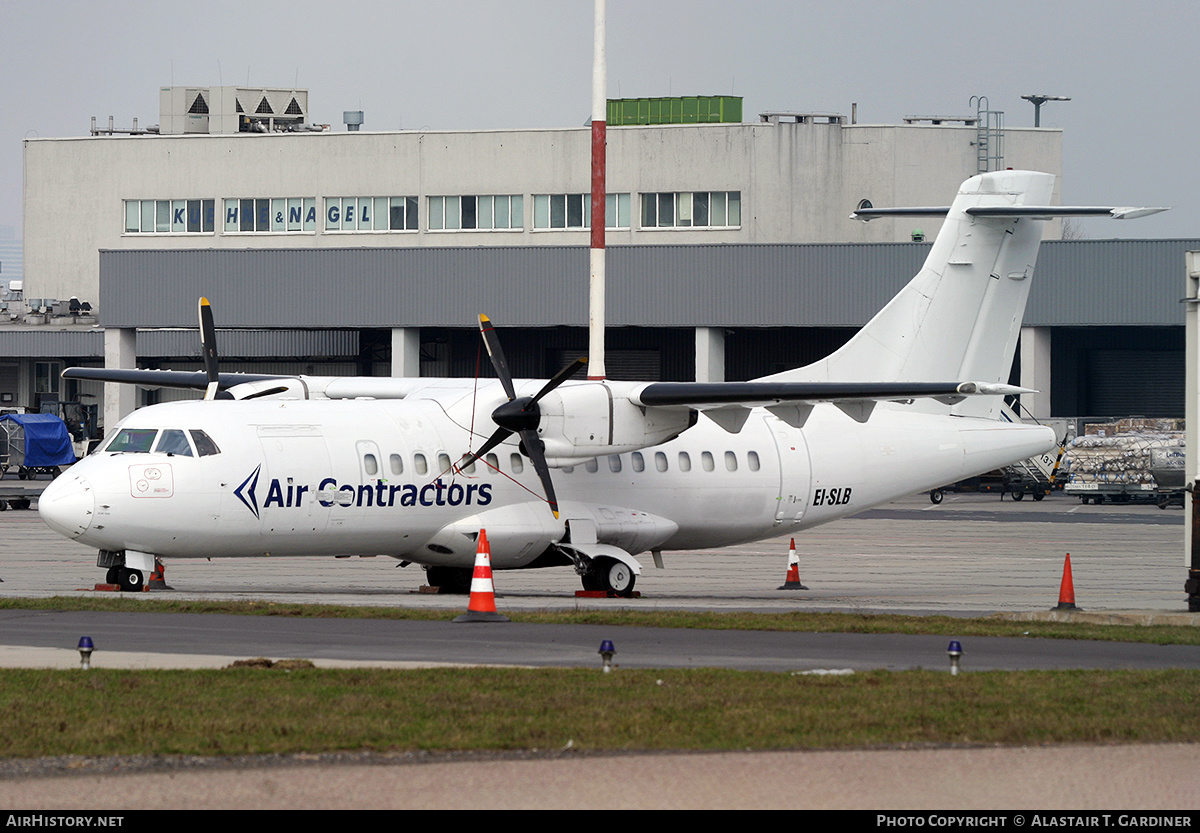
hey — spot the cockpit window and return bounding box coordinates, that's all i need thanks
[154,429,193,457]
[106,429,158,453]
[189,430,221,457]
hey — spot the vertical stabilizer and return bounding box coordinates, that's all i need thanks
[763,170,1056,417]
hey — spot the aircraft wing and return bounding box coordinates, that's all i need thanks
[629,380,1031,430]
[62,367,287,391]
[632,380,1028,407]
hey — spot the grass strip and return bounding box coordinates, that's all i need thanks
[0,667,1197,759]
[0,596,1197,645]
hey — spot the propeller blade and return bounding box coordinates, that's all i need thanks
[520,430,560,520]
[529,356,587,407]
[241,386,291,400]
[461,426,513,469]
[199,297,220,401]
[478,314,517,401]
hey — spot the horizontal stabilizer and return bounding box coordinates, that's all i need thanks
[853,205,1168,221]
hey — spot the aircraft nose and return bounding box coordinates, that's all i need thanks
[38,472,96,539]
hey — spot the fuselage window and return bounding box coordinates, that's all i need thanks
[107,429,158,453]
[485,453,499,472]
[654,451,668,472]
[414,453,428,475]
[584,458,599,473]
[631,452,644,472]
[678,451,691,472]
[701,451,715,472]
[608,455,622,473]
[389,453,403,475]
[363,453,379,476]
[510,453,524,474]
[725,451,737,472]
[460,457,476,474]
[438,453,452,475]
[189,430,221,456]
[748,451,760,472]
[154,429,193,457]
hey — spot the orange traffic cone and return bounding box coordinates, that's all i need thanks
[453,529,510,623]
[778,538,807,590]
[147,558,173,591]
[1054,553,1080,611]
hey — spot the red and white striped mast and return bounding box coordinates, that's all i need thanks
[588,0,607,379]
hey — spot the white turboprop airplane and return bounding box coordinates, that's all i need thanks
[39,170,1165,594]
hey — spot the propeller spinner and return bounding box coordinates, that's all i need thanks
[464,314,587,519]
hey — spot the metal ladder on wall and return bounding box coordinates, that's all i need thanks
[971,96,1004,174]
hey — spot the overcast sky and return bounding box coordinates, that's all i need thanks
[2,0,1196,239]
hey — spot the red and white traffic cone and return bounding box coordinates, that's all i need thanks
[453,529,510,623]
[1054,552,1080,611]
[147,557,173,591]
[778,538,807,590]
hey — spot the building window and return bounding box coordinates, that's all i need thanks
[124,200,215,234]
[325,196,418,232]
[428,195,523,230]
[223,198,316,233]
[34,361,61,397]
[532,193,631,229]
[640,191,741,229]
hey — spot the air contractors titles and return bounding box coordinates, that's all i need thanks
[265,477,493,510]
[875,818,1192,829]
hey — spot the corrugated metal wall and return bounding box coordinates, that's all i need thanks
[100,240,1199,330]
[136,329,359,359]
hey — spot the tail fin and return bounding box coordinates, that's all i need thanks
[763,170,1167,417]
[763,170,1056,419]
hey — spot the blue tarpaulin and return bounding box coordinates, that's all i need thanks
[0,414,76,467]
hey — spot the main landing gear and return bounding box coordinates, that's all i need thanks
[581,557,636,597]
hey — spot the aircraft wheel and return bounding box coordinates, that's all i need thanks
[426,565,472,594]
[119,568,144,592]
[599,558,636,597]
[580,571,605,592]
[929,490,943,505]
[106,566,121,584]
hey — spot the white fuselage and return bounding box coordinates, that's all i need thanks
[40,385,1055,571]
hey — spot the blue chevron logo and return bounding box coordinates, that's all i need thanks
[234,465,261,519]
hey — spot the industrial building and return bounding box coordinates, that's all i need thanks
[9,87,1191,436]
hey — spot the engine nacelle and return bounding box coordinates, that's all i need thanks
[537,382,694,464]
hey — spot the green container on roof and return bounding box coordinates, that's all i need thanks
[606,96,742,125]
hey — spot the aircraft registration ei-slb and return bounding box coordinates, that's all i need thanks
[39,170,1166,595]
